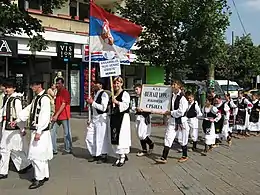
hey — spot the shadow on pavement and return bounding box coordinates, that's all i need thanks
[57,136,79,144]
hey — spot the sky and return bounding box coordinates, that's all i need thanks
[226,0,260,44]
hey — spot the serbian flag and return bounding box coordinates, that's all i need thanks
[89,2,142,61]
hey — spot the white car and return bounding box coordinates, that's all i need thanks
[215,80,240,99]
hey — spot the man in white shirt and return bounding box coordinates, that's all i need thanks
[86,79,109,164]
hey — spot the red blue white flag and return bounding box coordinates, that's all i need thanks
[89,2,142,62]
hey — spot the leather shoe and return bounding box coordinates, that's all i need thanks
[29,180,45,189]
[0,174,7,180]
[31,177,49,183]
[19,164,33,174]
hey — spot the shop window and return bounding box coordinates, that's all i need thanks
[79,2,89,20]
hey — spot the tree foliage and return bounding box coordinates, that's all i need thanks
[216,35,260,88]
[0,0,66,51]
[120,0,230,82]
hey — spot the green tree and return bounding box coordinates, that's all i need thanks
[120,0,230,86]
[0,0,66,51]
[216,35,260,88]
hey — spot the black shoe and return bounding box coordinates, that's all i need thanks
[112,159,120,166]
[0,174,7,180]
[125,155,129,161]
[29,180,45,189]
[18,164,33,174]
[53,152,58,155]
[88,156,98,162]
[31,177,49,183]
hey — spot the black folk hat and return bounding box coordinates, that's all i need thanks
[3,78,16,88]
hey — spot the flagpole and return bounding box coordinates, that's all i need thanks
[88,0,93,123]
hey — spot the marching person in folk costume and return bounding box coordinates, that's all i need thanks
[248,92,260,136]
[0,79,32,180]
[131,83,154,157]
[11,80,53,189]
[201,96,221,156]
[156,80,189,164]
[110,77,131,167]
[185,91,202,152]
[225,93,237,145]
[86,79,109,164]
[213,95,230,146]
[235,90,252,138]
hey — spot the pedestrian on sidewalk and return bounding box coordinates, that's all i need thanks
[235,90,252,138]
[131,83,154,157]
[86,79,109,164]
[248,92,260,136]
[201,96,220,156]
[11,80,53,189]
[0,79,32,180]
[214,95,230,147]
[156,80,189,164]
[225,93,237,145]
[51,77,72,155]
[185,91,202,152]
[110,76,131,167]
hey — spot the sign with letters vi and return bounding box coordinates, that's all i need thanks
[99,59,121,78]
[139,85,172,112]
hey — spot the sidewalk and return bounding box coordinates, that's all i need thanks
[1,118,260,195]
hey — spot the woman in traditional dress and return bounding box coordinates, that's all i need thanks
[248,92,260,136]
[201,96,221,156]
[110,77,131,167]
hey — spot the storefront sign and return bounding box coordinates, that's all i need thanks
[0,39,18,57]
[139,85,172,112]
[99,59,121,78]
[57,42,74,62]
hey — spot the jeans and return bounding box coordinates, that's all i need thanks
[51,120,72,153]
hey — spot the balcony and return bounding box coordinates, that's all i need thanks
[95,0,123,6]
[28,9,89,35]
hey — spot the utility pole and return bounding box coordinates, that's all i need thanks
[227,31,234,94]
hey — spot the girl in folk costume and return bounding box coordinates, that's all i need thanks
[86,79,109,164]
[248,92,260,136]
[214,95,230,146]
[156,80,189,164]
[201,97,221,156]
[131,84,154,157]
[110,77,131,167]
[225,93,237,145]
[0,79,32,180]
[185,91,202,152]
[235,90,252,138]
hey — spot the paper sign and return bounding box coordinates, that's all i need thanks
[139,85,172,112]
[99,59,121,78]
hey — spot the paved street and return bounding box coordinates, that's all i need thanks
[1,118,260,195]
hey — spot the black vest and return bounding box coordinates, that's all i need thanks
[249,100,260,123]
[170,93,184,124]
[110,90,130,115]
[29,93,49,131]
[216,103,225,116]
[95,91,108,115]
[110,91,130,145]
[237,98,247,109]
[5,96,20,130]
[186,102,197,118]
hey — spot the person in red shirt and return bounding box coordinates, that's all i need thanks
[51,77,72,155]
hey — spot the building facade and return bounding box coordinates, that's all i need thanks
[2,0,164,112]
